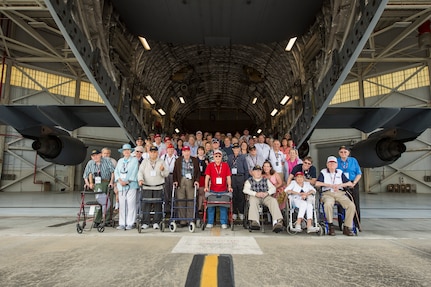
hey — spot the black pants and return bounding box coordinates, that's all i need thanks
[231,175,246,214]
[141,189,163,224]
[346,185,360,226]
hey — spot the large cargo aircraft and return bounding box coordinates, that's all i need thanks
[0,0,430,167]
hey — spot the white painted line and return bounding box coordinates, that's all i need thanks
[172,236,263,255]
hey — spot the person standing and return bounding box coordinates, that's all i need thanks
[227,143,249,220]
[114,144,140,230]
[337,145,362,225]
[204,149,233,229]
[138,146,169,229]
[83,149,115,226]
[173,146,200,226]
[162,143,178,213]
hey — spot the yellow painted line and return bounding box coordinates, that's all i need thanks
[200,254,218,287]
[211,226,221,236]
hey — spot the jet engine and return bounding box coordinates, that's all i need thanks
[32,135,87,165]
[350,137,406,168]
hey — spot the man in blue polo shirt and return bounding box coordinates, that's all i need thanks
[337,145,362,226]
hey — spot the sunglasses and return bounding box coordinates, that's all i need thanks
[214,155,222,157]
[303,162,312,165]
[135,151,143,153]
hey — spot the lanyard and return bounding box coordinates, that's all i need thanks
[214,163,222,176]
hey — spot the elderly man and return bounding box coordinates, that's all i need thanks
[243,165,284,233]
[254,134,271,165]
[206,138,228,162]
[138,146,169,229]
[83,149,115,226]
[173,146,200,226]
[315,156,355,236]
[337,145,362,226]
[204,149,233,229]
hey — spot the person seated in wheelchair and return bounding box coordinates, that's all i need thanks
[315,156,355,236]
[285,171,319,233]
[243,165,284,233]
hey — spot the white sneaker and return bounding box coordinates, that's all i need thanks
[239,213,244,220]
[221,224,228,229]
[232,214,238,220]
[153,223,160,229]
[116,225,125,230]
[292,224,302,232]
[141,224,149,229]
[307,226,320,233]
[206,224,213,228]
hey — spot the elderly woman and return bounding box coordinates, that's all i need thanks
[114,143,140,230]
[285,171,319,233]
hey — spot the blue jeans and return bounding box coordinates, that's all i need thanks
[206,191,229,225]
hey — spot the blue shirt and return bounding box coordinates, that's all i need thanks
[114,156,140,190]
[337,157,361,181]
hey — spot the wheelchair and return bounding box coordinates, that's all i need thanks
[285,194,323,236]
[317,188,359,236]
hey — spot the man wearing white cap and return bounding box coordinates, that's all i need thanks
[315,156,355,236]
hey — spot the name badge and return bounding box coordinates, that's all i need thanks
[216,177,222,185]
[185,173,192,179]
[344,172,350,179]
[150,170,157,177]
[200,166,203,172]
[231,168,237,175]
[95,176,102,184]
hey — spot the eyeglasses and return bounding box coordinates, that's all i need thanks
[214,155,222,157]
[303,162,312,165]
[135,151,143,153]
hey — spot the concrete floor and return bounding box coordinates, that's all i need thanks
[0,191,430,286]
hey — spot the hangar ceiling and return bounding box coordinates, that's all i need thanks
[0,0,430,140]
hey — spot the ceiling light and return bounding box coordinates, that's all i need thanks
[285,37,297,52]
[145,95,155,105]
[138,36,151,51]
[280,95,290,105]
[157,108,166,116]
[256,129,262,134]
[252,97,258,104]
[179,96,185,104]
[270,108,278,117]
[175,128,180,133]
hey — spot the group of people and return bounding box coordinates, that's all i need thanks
[82,129,362,235]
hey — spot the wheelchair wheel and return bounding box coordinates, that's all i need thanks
[318,224,324,236]
[189,222,196,233]
[169,222,177,232]
[76,224,83,234]
[97,225,105,233]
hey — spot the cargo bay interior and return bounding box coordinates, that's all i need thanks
[0,0,429,196]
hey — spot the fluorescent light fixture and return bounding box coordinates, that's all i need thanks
[179,96,185,104]
[175,128,180,133]
[252,97,258,104]
[256,129,262,134]
[285,37,297,51]
[270,108,278,117]
[145,95,155,105]
[280,95,290,105]
[138,36,151,51]
[157,108,166,116]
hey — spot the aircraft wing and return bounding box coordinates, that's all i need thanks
[0,105,119,165]
[315,107,431,167]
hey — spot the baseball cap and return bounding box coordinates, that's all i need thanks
[196,131,202,135]
[91,149,101,155]
[154,134,161,138]
[248,145,256,151]
[211,138,220,143]
[149,146,158,152]
[252,165,262,171]
[134,146,145,153]
[167,143,174,149]
[295,171,304,177]
[213,149,222,155]
[327,156,337,163]
[339,145,350,151]
[164,136,171,142]
[182,146,190,151]
[232,143,240,148]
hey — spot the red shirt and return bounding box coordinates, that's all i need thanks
[205,162,231,192]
